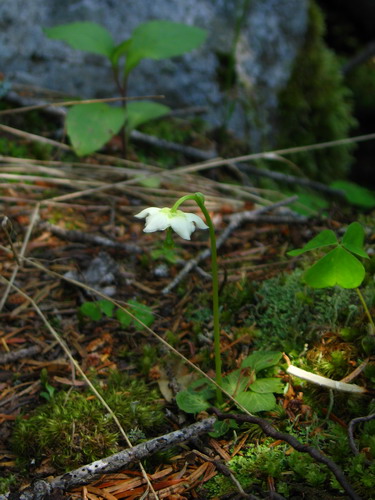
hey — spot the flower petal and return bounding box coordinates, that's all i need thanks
[170,215,194,240]
[143,212,170,233]
[185,213,208,230]
[134,207,160,219]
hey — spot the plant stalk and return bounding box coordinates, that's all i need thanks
[355,287,375,332]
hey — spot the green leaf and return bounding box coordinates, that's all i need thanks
[235,391,276,413]
[110,39,132,66]
[209,420,230,438]
[287,229,338,257]
[44,22,115,58]
[125,101,170,132]
[175,389,210,413]
[125,20,207,74]
[241,351,282,372]
[80,302,102,321]
[127,299,154,329]
[250,378,284,394]
[341,222,369,259]
[304,246,365,289]
[116,308,132,328]
[66,103,126,156]
[98,299,115,318]
[290,192,329,216]
[222,370,249,396]
[331,180,375,209]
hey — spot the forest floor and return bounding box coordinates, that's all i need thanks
[0,92,374,500]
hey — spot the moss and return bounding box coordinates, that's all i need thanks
[11,371,164,471]
[247,268,372,352]
[276,0,356,183]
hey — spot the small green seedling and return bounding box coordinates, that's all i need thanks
[44,20,207,156]
[80,298,154,329]
[39,368,56,402]
[176,351,284,435]
[288,222,374,330]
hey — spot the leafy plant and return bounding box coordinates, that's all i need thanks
[288,222,368,289]
[176,351,284,424]
[44,20,206,156]
[79,298,154,330]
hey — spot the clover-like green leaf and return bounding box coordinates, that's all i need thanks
[44,22,115,58]
[341,222,369,259]
[222,370,249,396]
[287,229,338,257]
[331,180,375,209]
[80,302,102,321]
[97,299,115,318]
[304,246,365,289]
[127,299,154,329]
[235,391,276,413]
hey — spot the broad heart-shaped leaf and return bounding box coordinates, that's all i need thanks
[287,229,338,257]
[175,389,210,413]
[66,103,126,156]
[44,22,115,58]
[250,378,284,394]
[331,180,375,209]
[235,391,276,413]
[125,101,170,132]
[341,222,369,259]
[304,246,365,289]
[124,20,207,74]
[241,351,282,372]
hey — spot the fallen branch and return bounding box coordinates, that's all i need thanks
[40,222,142,254]
[1,417,216,499]
[348,413,375,458]
[0,345,40,364]
[211,408,361,500]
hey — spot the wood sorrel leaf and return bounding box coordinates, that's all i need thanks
[235,391,276,413]
[66,103,126,156]
[44,22,115,58]
[124,20,207,74]
[341,222,369,259]
[287,229,338,257]
[331,180,375,209]
[304,246,365,289]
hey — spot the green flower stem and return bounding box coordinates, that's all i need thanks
[173,193,223,403]
[355,287,375,332]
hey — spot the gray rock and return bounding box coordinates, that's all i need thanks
[1,0,308,147]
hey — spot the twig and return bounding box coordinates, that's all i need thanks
[211,408,362,500]
[0,345,40,364]
[162,196,302,294]
[0,417,216,499]
[348,413,375,458]
[40,222,142,254]
[238,162,346,197]
[130,130,216,161]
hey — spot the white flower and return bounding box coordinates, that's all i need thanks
[135,207,208,240]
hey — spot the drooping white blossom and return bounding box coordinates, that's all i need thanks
[135,207,208,240]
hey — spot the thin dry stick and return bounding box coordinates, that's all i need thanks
[0,203,40,311]
[0,95,165,116]
[0,277,159,500]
